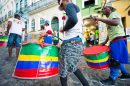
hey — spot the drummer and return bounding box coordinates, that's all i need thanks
[57,0,89,86]
[94,3,130,85]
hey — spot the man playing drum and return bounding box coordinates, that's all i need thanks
[57,0,89,86]
[94,3,130,85]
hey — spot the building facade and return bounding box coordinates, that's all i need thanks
[27,0,63,42]
[0,0,15,33]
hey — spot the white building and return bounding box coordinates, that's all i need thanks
[27,0,63,43]
[0,0,15,32]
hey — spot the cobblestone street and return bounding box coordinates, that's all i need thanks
[0,46,130,86]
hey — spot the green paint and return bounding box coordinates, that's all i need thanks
[84,52,109,60]
[41,45,59,57]
[20,44,42,55]
[0,36,9,40]
[76,0,103,17]
[20,44,59,57]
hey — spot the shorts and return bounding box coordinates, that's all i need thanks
[44,36,52,44]
[83,41,86,46]
[110,40,129,64]
[7,33,21,47]
[59,39,83,78]
[25,36,27,39]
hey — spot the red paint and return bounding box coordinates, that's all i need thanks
[14,68,58,78]
[87,63,109,69]
[0,43,7,46]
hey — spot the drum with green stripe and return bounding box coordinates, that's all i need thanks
[0,36,9,46]
[13,43,59,79]
[83,46,110,69]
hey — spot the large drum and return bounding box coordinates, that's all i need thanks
[83,46,110,69]
[0,36,8,46]
[12,43,59,79]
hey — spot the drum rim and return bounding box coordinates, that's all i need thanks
[83,45,110,56]
[12,74,58,80]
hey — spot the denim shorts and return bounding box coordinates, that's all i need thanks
[7,33,21,47]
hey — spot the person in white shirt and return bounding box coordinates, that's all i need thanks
[5,14,25,61]
[90,33,95,46]
[42,20,52,44]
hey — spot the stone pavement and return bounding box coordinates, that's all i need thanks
[0,46,130,86]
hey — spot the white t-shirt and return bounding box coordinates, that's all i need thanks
[90,35,95,41]
[46,26,52,37]
[8,18,25,35]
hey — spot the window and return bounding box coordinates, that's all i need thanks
[31,19,35,31]
[82,0,98,8]
[72,0,76,4]
[24,0,27,11]
[16,3,18,12]
[40,18,45,27]
[20,0,23,11]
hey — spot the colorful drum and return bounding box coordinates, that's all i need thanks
[13,43,59,79]
[0,36,8,46]
[0,36,16,47]
[83,45,110,69]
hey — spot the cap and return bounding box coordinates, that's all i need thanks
[104,3,116,12]
[45,20,50,25]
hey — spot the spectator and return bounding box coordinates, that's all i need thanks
[5,14,25,61]
[90,33,95,46]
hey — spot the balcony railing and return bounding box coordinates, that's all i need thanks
[5,14,7,20]
[8,10,13,17]
[28,0,57,13]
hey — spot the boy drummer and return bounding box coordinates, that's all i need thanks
[94,3,130,85]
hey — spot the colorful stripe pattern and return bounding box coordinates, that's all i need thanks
[13,43,59,79]
[84,51,110,69]
[0,36,15,47]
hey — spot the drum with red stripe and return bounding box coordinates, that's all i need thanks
[13,43,59,79]
[0,36,8,46]
[83,45,110,69]
[0,36,16,47]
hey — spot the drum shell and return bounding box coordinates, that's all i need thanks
[84,52,110,69]
[13,43,59,79]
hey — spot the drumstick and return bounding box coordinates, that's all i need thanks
[47,30,63,41]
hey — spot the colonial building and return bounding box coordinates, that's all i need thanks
[0,0,15,33]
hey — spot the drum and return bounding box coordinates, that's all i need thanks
[0,36,8,46]
[12,43,59,79]
[83,45,110,69]
[0,36,15,47]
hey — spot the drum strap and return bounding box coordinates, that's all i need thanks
[110,58,120,69]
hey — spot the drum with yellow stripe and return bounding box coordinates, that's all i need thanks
[0,36,8,46]
[13,43,59,79]
[83,45,110,69]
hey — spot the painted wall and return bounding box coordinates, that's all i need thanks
[76,0,103,17]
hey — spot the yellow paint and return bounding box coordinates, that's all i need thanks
[85,55,109,63]
[18,55,59,61]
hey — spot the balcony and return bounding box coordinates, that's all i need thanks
[28,0,58,14]
[8,10,13,17]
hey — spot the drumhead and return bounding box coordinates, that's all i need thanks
[83,45,110,56]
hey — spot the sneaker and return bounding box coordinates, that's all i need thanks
[118,73,130,80]
[99,76,115,86]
